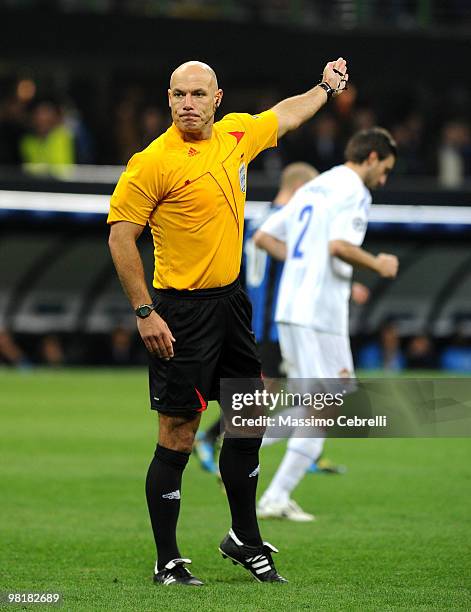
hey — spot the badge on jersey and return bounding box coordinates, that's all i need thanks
[353,217,367,232]
[239,162,246,193]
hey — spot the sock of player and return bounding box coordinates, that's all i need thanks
[145,444,190,570]
[260,434,325,505]
[261,405,306,447]
[219,436,263,546]
[204,416,223,445]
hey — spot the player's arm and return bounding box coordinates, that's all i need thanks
[271,58,348,138]
[253,202,292,260]
[108,221,175,358]
[253,230,287,261]
[329,240,399,278]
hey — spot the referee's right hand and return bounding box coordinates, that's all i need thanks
[137,312,175,359]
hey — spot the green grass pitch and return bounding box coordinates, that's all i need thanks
[1,369,470,611]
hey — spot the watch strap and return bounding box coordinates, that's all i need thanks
[318,81,335,100]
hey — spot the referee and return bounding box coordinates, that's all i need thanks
[107,59,348,586]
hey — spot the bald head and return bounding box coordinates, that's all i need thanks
[170,61,218,90]
[280,162,318,191]
[273,162,318,205]
[168,61,223,140]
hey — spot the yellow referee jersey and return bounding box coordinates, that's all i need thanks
[108,110,278,290]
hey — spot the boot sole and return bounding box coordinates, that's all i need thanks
[219,547,287,583]
[219,547,264,583]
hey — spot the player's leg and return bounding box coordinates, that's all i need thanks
[201,416,223,445]
[146,291,223,586]
[307,333,352,475]
[261,405,309,446]
[260,327,302,446]
[218,347,264,545]
[257,325,326,520]
[218,286,286,582]
[194,416,222,473]
[259,329,353,519]
[146,413,200,573]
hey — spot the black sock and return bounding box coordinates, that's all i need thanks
[145,444,190,570]
[219,436,263,546]
[205,416,223,445]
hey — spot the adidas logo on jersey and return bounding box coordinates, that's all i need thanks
[162,490,181,500]
[188,147,199,157]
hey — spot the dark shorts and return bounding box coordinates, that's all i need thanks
[148,278,262,417]
[258,341,283,378]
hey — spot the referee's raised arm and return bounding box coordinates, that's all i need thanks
[271,57,348,138]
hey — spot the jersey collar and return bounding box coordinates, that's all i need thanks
[166,123,215,149]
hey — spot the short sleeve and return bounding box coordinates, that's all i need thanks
[107,151,164,226]
[259,203,291,242]
[232,111,278,162]
[329,197,369,247]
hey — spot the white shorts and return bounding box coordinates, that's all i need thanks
[277,323,354,379]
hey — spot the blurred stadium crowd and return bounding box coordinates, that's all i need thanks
[1,0,471,372]
[1,76,471,187]
[1,0,471,28]
[1,1,471,185]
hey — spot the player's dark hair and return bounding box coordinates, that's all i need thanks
[345,127,397,163]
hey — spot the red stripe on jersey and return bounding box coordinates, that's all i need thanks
[228,131,245,144]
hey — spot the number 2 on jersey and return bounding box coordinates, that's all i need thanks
[293,204,313,259]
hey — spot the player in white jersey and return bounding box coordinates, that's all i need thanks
[253,127,399,521]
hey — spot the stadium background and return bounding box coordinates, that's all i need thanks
[1,0,471,370]
[1,1,470,610]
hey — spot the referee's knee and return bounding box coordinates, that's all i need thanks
[158,413,200,453]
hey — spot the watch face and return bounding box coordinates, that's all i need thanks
[137,305,152,318]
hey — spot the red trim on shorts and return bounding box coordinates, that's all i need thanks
[194,387,207,412]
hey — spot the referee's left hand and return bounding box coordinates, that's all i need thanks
[322,57,348,95]
[137,312,175,359]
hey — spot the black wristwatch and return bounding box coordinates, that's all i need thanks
[318,82,335,100]
[135,304,154,319]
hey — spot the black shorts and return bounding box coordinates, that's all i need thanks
[148,278,262,417]
[258,341,283,378]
